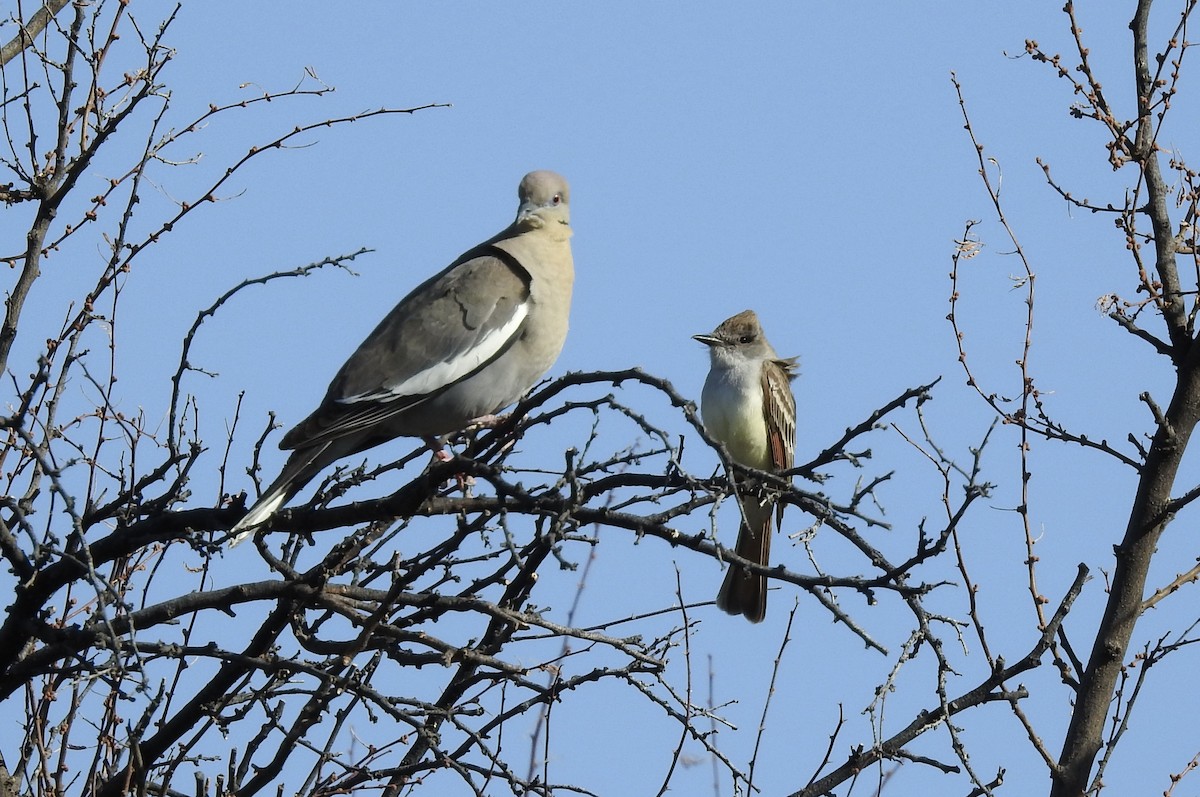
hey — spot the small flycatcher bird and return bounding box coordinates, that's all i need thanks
[229,170,574,545]
[694,310,797,622]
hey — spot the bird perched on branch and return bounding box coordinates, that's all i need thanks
[694,310,797,622]
[229,170,574,545]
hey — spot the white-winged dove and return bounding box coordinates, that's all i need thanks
[230,170,574,545]
[694,310,797,622]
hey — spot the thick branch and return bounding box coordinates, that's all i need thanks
[0,0,71,67]
[1053,7,1200,794]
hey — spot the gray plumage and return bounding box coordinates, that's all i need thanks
[230,170,574,545]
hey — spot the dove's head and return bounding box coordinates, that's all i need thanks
[515,170,570,231]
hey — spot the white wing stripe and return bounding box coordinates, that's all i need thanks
[339,303,528,405]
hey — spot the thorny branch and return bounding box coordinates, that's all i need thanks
[952,3,1200,796]
[1,3,1150,797]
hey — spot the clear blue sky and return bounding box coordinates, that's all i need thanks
[19,2,1200,794]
